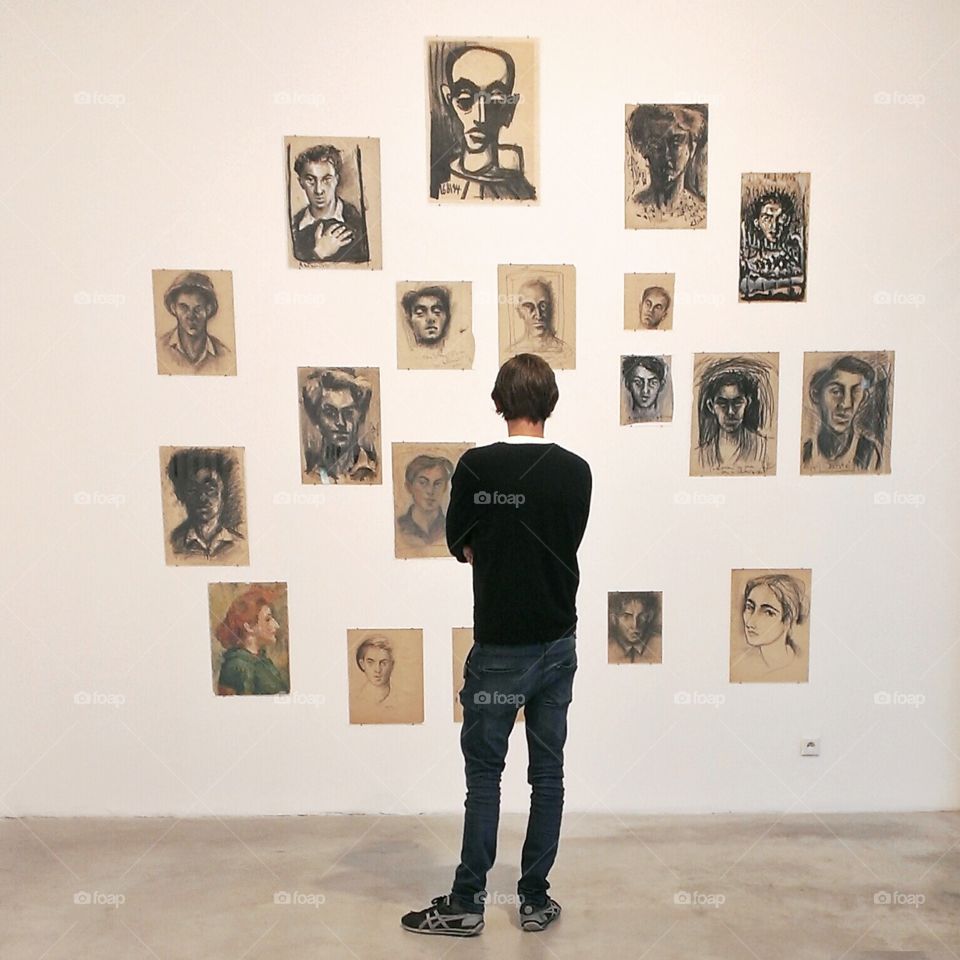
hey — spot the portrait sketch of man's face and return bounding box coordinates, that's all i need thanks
[348,628,424,724]
[625,103,708,230]
[160,446,249,566]
[801,351,894,475]
[298,367,381,485]
[285,135,382,270]
[739,172,810,302]
[498,264,576,370]
[427,38,538,203]
[621,355,673,424]
[396,282,475,370]
[607,592,663,664]
[730,569,811,683]
[624,273,675,331]
[690,353,779,477]
[153,269,237,377]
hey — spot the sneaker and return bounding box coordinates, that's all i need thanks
[401,895,485,937]
[519,896,561,932]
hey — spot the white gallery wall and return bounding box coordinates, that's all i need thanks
[2,0,959,816]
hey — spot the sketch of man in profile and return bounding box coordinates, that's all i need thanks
[622,356,670,423]
[166,448,245,562]
[639,285,672,329]
[803,355,883,472]
[300,368,379,484]
[508,279,572,363]
[695,357,776,475]
[434,43,536,201]
[608,592,662,664]
[354,635,396,708]
[626,103,707,228]
[156,271,234,375]
[291,143,370,264]
[396,455,454,545]
[401,286,451,350]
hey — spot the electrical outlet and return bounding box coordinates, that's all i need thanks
[801,739,820,757]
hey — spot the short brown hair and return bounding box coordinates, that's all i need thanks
[491,353,559,422]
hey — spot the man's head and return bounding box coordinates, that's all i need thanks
[491,353,559,424]
[639,285,671,329]
[302,368,372,455]
[516,279,554,338]
[164,272,218,339]
[623,356,666,411]
[442,45,519,154]
[627,104,706,188]
[750,190,795,246]
[294,144,343,215]
[705,371,752,435]
[167,448,233,526]
[404,455,453,515]
[809,356,875,435]
[401,286,451,345]
[609,592,657,646]
[356,636,394,688]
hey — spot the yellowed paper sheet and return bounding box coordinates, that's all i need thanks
[498,263,575,369]
[348,628,424,724]
[624,272,675,331]
[608,592,663,664]
[396,281,475,369]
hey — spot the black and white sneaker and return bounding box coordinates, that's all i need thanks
[520,896,561,931]
[401,895,485,937]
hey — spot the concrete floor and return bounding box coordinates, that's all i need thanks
[1,811,957,959]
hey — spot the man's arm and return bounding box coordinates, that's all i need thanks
[445,454,480,564]
[574,463,593,548]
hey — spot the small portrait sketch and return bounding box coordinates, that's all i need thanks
[392,442,474,559]
[298,367,381,485]
[498,264,576,370]
[285,135,382,270]
[208,582,290,696]
[801,351,894,475]
[730,569,811,683]
[427,37,538,202]
[396,281,475,369]
[739,172,810,302]
[348,629,424,725]
[625,103,708,229]
[160,446,249,566]
[453,628,525,723]
[153,269,236,376]
[621,355,673,424]
[608,592,663,665]
[624,273,675,331]
[690,354,779,477]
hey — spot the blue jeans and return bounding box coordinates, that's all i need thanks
[451,635,577,912]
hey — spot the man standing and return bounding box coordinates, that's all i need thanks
[402,354,592,937]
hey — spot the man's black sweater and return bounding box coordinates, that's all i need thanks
[445,439,592,645]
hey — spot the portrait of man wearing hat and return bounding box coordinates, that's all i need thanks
[154,269,236,376]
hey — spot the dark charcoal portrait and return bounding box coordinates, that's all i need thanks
[161,446,248,566]
[298,367,381,485]
[691,354,778,477]
[608,592,663,664]
[801,352,894,475]
[396,281,475,369]
[427,38,538,202]
[620,355,673,424]
[625,103,708,229]
[285,136,382,269]
[739,172,810,301]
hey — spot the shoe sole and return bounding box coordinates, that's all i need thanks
[401,922,484,937]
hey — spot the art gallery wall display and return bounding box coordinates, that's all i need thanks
[153,269,236,377]
[208,582,290,696]
[624,273,676,331]
[396,281,475,369]
[498,263,576,370]
[607,592,663,665]
[298,367,382,485]
[621,355,673,424]
[426,37,539,202]
[284,135,382,269]
[348,629,424,724]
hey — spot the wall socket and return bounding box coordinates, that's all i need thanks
[801,739,821,757]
